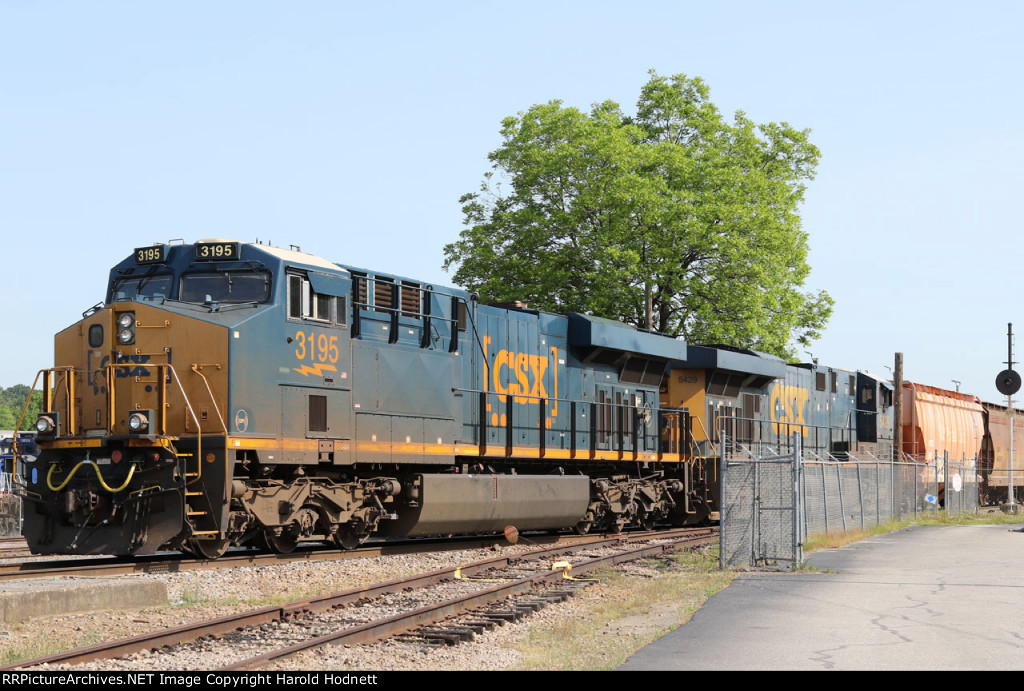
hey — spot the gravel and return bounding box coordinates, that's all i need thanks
[1,543,615,671]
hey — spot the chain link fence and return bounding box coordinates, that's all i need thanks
[721,431,979,569]
[0,471,22,538]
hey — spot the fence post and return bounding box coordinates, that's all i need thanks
[793,432,803,568]
[837,460,847,532]
[943,451,950,515]
[856,459,865,531]
[719,440,727,571]
[914,456,920,519]
[892,455,898,520]
[821,458,829,534]
[750,433,760,566]
[876,461,881,525]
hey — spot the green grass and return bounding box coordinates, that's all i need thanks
[803,509,1024,553]
[510,545,733,670]
[0,630,102,666]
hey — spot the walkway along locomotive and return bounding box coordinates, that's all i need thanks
[19,240,710,557]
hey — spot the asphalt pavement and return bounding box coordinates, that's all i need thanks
[618,524,1024,670]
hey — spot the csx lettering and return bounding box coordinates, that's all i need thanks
[102,354,152,377]
[492,350,549,404]
[93,354,154,393]
[770,384,809,437]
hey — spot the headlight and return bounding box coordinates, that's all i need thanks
[128,412,149,433]
[116,312,135,344]
[35,414,57,436]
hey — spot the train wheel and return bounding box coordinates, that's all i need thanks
[333,522,370,550]
[186,538,230,560]
[573,510,595,535]
[639,512,658,531]
[260,531,298,554]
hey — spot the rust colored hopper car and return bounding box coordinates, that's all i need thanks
[979,402,1024,505]
[899,381,984,500]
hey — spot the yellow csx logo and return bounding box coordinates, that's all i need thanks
[770,384,810,437]
[486,345,560,430]
[492,349,550,404]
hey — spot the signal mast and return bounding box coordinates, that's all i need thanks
[996,323,1020,511]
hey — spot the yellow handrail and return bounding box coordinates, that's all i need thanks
[25,362,225,488]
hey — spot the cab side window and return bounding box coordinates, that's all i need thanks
[288,274,331,322]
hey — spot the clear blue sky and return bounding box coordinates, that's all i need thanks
[1,1,1021,404]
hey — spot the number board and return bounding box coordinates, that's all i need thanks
[135,245,169,265]
[194,242,240,261]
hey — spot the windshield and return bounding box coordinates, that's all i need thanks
[110,274,174,302]
[180,271,271,304]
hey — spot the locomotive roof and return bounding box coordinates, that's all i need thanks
[566,313,687,361]
[671,344,787,379]
[253,243,348,272]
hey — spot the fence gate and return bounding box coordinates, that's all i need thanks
[720,434,802,569]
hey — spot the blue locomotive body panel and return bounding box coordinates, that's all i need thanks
[104,241,689,468]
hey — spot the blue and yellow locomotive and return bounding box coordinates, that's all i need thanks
[20,240,710,557]
[663,344,894,458]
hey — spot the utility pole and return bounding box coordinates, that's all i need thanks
[893,353,903,462]
[644,282,653,331]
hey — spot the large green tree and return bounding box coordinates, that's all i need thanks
[444,71,833,358]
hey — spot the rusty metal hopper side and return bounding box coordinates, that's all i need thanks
[901,381,983,469]
[981,403,1023,488]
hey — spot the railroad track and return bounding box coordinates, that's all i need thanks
[2,526,717,671]
[0,537,29,558]
[0,528,682,582]
[0,532,574,581]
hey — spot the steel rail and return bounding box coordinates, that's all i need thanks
[221,529,717,670]
[0,532,598,582]
[0,527,695,582]
[1,527,715,670]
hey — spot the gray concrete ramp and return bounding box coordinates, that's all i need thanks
[619,525,1024,670]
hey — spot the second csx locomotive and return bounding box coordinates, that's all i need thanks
[21,240,706,557]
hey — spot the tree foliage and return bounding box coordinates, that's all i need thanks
[444,71,833,358]
[0,385,43,431]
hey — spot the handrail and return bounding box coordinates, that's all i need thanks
[695,416,718,459]
[190,364,228,434]
[451,386,688,461]
[158,363,209,486]
[352,281,491,400]
[22,362,216,487]
[14,367,70,486]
